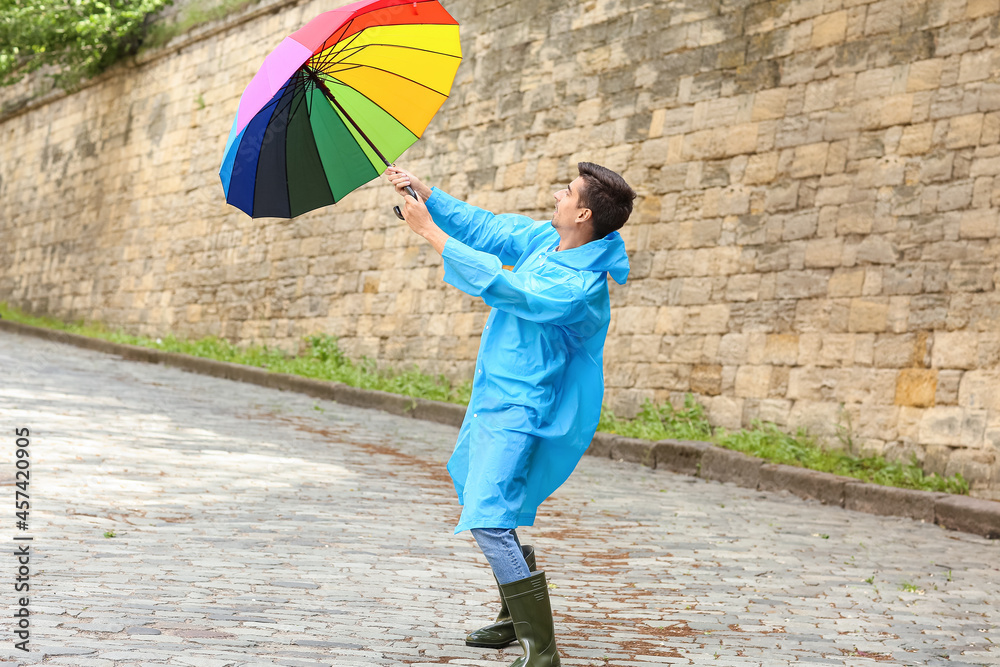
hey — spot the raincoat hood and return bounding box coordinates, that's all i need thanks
[549,231,630,286]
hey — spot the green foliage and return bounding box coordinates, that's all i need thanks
[719,421,827,467]
[598,394,712,442]
[0,0,173,88]
[599,398,969,495]
[0,302,472,405]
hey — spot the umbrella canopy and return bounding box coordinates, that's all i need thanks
[220,0,462,218]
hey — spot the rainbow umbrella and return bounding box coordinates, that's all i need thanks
[219,0,461,218]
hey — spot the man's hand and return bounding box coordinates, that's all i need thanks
[387,166,448,255]
[386,166,432,202]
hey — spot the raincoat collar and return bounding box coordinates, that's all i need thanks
[548,230,630,285]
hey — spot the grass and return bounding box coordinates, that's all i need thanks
[1,302,969,495]
[0,302,471,405]
[599,396,968,495]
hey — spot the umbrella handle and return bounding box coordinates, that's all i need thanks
[393,185,418,220]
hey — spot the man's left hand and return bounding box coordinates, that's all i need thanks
[393,181,448,255]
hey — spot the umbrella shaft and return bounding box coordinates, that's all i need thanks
[306,68,393,168]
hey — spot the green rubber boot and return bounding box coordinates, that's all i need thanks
[499,570,560,667]
[465,545,536,648]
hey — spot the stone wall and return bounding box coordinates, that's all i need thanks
[1,0,998,496]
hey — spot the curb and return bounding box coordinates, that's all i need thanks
[602,433,999,540]
[2,319,998,540]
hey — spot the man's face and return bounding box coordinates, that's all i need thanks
[552,176,590,230]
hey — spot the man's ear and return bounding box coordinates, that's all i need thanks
[576,207,592,223]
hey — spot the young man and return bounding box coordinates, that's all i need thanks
[387,163,634,667]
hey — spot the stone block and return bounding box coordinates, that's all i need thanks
[958,50,994,84]
[874,333,924,369]
[718,333,749,365]
[959,208,999,238]
[725,274,761,302]
[881,94,915,127]
[898,122,934,155]
[791,142,829,178]
[759,464,847,506]
[811,11,848,47]
[947,263,994,292]
[882,264,925,295]
[779,209,818,241]
[804,237,844,268]
[853,235,899,264]
[865,0,902,35]
[764,334,800,366]
[971,150,1000,177]
[920,152,956,183]
[803,78,841,113]
[933,331,979,369]
[837,202,875,234]
[919,406,965,446]
[735,365,772,398]
[935,495,1000,539]
[936,369,964,405]
[958,370,1000,411]
[653,439,713,476]
[814,334,858,367]
[848,299,889,332]
[907,59,944,93]
[745,152,779,183]
[705,395,745,430]
[981,113,1000,146]
[947,114,985,149]
[727,123,760,155]
[690,364,723,395]
[684,304,731,334]
[966,0,1000,17]
[655,306,685,335]
[614,306,658,335]
[855,67,898,101]
[828,269,865,297]
[774,271,827,302]
[752,88,789,122]
[895,369,938,408]
[845,483,944,522]
[981,84,1000,113]
[700,447,763,489]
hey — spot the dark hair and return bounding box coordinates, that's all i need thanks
[576,162,636,240]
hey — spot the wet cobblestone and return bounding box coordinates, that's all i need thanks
[0,330,997,666]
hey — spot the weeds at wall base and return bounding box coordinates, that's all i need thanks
[0,302,968,496]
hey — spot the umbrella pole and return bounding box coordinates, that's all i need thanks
[306,69,415,219]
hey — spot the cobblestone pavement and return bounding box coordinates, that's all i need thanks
[0,329,997,667]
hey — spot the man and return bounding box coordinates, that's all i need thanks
[387,162,634,667]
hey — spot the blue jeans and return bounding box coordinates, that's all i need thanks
[471,527,531,585]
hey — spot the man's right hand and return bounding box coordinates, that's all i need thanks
[386,166,433,202]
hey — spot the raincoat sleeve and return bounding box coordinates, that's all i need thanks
[441,238,596,327]
[426,188,549,265]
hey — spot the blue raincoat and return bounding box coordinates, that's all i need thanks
[426,189,630,534]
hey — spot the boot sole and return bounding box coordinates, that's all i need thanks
[465,639,516,649]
